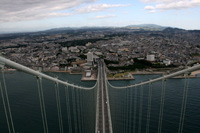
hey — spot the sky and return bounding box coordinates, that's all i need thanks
[0,0,200,33]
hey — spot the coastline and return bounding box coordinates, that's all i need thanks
[3,69,200,80]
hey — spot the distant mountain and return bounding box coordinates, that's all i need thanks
[126,24,167,30]
[162,27,187,33]
[43,26,112,32]
[44,27,76,32]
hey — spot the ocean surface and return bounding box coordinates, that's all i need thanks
[0,71,199,133]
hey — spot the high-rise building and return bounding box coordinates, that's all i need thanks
[163,59,171,66]
[87,52,93,65]
[146,54,155,61]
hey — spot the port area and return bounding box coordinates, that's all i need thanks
[81,72,97,81]
[81,72,135,81]
[107,72,135,80]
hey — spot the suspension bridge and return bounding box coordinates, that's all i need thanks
[0,56,200,133]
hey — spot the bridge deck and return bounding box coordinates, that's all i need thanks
[96,60,113,133]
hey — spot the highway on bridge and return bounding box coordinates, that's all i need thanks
[96,60,113,133]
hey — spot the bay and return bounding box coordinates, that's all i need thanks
[0,72,199,133]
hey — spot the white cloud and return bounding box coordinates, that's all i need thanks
[143,0,200,12]
[141,0,181,3]
[76,4,131,13]
[156,0,200,10]
[0,0,95,22]
[94,15,116,19]
[144,6,155,10]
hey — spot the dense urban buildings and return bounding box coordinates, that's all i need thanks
[0,27,200,73]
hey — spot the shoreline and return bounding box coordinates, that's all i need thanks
[3,69,200,80]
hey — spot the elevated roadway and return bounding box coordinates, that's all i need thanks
[95,60,113,133]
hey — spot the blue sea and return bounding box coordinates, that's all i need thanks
[0,72,199,133]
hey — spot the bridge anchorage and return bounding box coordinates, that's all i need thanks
[0,56,200,133]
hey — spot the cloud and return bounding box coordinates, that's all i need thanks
[144,6,155,10]
[76,4,131,13]
[156,0,200,10]
[143,0,200,12]
[94,15,116,19]
[141,0,182,3]
[0,0,95,22]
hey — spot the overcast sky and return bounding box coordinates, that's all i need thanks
[0,0,200,33]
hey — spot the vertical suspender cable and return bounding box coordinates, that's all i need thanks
[65,85,72,133]
[178,74,187,133]
[123,88,126,133]
[126,88,130,133]
[72,86,78,133]
[180,74,189,133]
[39,78,48,133]
[138,85,143,133]
[94,86,97,133]
[133,86,137,133]
[79,89,84,133]
[146,82,152,133]
[36,77,46,133]
[55,82,63,133]
[0,81,11,133]
[77,88,81,133]
[2,69,15,133]
[81,89,85,133]
[129,88,133,133]
[125,88,129,133]
[178,73,189,133]
[158,79,166,133]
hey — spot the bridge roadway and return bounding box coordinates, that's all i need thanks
[96,60,113,133]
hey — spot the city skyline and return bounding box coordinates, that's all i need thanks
[1,0,200,33]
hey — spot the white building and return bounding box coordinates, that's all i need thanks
[62,47,68,53]
[163,59,171,66]
[68,46,80,53]
[146,54,155,61]
[85,70,92,77]
[87,52,93,65]
[86,42,92,47]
